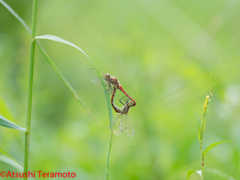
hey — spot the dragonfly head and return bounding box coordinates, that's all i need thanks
[104,73,111,81]
[121,101,135,114]
[127,101,135,107]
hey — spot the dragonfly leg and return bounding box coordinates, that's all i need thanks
[119,95,127,105]
[106,83,112,95]
[125,97,130,104]
[119,96,131,105]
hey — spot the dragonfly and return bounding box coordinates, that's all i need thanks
[110,87,135,137]
[89,68,136,105]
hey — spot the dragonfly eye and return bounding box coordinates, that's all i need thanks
[104,73,110,80]
[128,101,134,107]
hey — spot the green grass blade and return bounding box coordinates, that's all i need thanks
[106,131,113,180]
[36,42,98,123]
[0,115,26,131]
[35,35,113,126]
[35,35,92,63]
[0,0,31,34]
[0,155,23,172]
[0,148,23,167]
[206,168,236,180]
[187,169,202,179]
[203,140,233,159]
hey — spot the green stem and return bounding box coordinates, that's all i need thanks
[200,133,204,180]
[23,0,38,179]
[106,130,113,180]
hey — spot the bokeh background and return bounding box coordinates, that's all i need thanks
[0,0,240,179]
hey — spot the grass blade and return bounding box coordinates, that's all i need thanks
[35,35,113,126]
[187,169,202,179]
[35,35,92,63]
[0,0,31,34]
[0,147,23,167]
[0,155,23,172]
[203,140,233,159]
[36,42,98,123]
[0,115,26,131]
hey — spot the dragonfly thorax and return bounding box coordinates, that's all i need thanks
[104,74,120,89]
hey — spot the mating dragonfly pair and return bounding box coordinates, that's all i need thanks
[91,70,136,137]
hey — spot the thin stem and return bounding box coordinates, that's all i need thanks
[106,130,113,180]
[200,136,204,180]
[23,0,38,179]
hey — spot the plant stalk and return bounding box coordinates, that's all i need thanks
[23,0,38,179]
[106,130,113,180]
[200,136,204,180]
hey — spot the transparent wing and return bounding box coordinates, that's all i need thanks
[121,114,135,137]
[112,114,123,136]
[91,77,103,88]
[88,68,113,94]
[87,68,104,79]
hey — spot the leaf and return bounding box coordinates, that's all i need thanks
[0,155,23,172]
[0,147,23,167]
[187,169,201,179]
[206,168,236,180]
[0,0,31,34]
[203,140,233,159]
[35,35,92,64]
[35,35,113,127]
[0,115,26,131]
[37,42,99,123]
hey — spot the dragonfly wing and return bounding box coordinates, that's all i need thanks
[91,77,102,88]
[121,114,135,137]
[87,68,107,88]
[112,114,123,136]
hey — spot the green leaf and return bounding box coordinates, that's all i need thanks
[35,35,92,64]
[35,35,113,127]
[187,169,201,179]
[0,115,26,131]
[0,147,23,167]
[0,0,31,34]
[0,155,23,172]
[203,140,233,159]
[37,42,99,123]
[206,168,236,180]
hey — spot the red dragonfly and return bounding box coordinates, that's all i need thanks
[89,68,136,105]
[110,87,135,137]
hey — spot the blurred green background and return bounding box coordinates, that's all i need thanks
[0,0,240,179]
